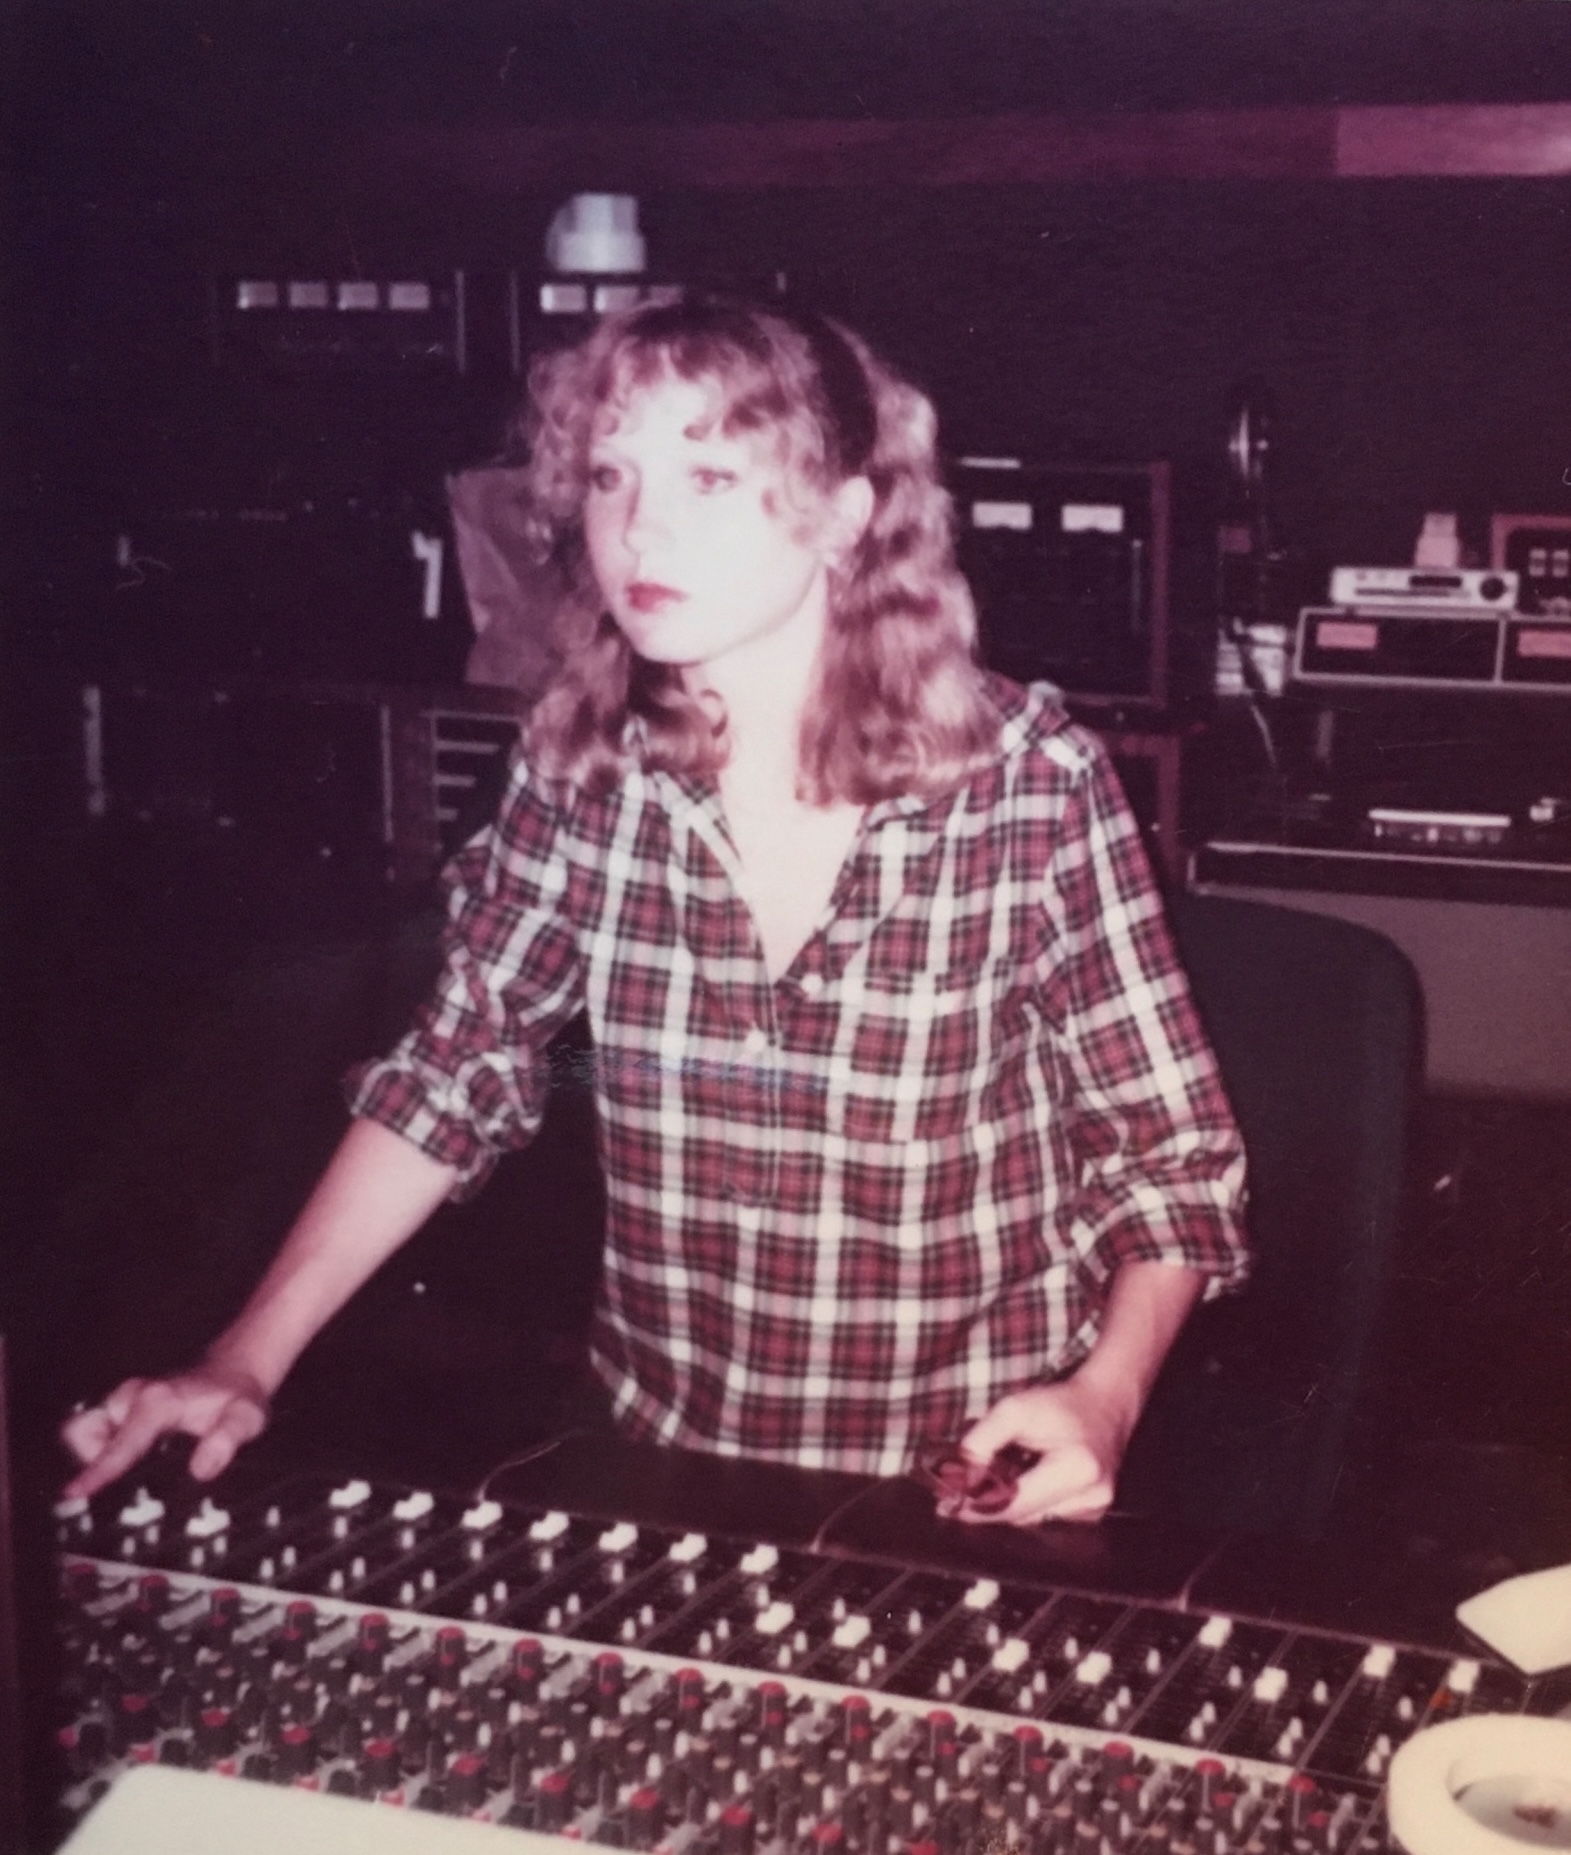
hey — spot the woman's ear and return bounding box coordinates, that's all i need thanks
[826,474,875,562]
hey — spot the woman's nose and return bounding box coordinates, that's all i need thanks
[622,485,669,551]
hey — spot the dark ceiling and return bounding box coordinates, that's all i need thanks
[14,0,1571,186]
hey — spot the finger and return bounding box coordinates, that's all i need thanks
[101,1379,150,1426]
[188,1400,267,1482]
[62,1387,183,1499]
[955,1399,1027,1466]
[962,1445,1104,1527]
[61,1377,152,1467]
[61,1406,117,1467]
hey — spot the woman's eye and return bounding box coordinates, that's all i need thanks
[588,463,621,493]
[691,466,737,493]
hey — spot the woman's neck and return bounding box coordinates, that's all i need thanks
[685,607,828,803]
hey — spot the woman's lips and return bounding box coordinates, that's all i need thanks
[626,581,685,614]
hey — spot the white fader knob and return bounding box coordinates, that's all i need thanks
[117,1488,165,1529]
[184,1498,231,1540]
[832,1615,872,1650]
[756,1601,795,1637]
[1197,1615,1233,1651]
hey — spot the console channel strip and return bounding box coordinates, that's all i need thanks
[51,1474,1565,1853]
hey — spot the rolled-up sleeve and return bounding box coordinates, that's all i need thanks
[1048,740,1250,1300]
[346,755,587,1197]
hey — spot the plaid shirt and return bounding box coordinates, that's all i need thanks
[349,677,1248,1475]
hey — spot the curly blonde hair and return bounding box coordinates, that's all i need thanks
[516,294,1001,804]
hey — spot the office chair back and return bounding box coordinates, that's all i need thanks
[1119,893,1424,1539]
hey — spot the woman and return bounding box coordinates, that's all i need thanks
[64,295,1248,1525]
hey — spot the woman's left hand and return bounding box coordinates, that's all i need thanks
[953,1375,1137,1526]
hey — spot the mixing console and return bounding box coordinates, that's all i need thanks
[51,1472,1570,1853]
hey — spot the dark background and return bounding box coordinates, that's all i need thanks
[6,0,1571,1493]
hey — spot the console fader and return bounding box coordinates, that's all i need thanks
[51,1474,1565,1853]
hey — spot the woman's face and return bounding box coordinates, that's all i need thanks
[582,367,867,686]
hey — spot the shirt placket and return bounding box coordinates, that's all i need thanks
[667,776,784,1212]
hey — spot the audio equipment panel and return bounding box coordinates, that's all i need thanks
[1326,568,1517,612]
[1490,514,1571,618]
[210,272,483,377]
[52,1472,1568,1853]
[1293,607,1571,695]
[954,460,1171,711]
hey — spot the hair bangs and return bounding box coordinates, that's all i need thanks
[595,318,831,487]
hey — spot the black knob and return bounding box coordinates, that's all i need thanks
[355,1613,390,1676]
[840,1693,872,1754]
[446,1704,481,1753]
[283,1670,318,1723]
[674,1666,706,1722]
[275,1614,313,1666]
[401,1714,432,1776]
[319,1656,353,1701]
[757,1680,788,1746]
[275,1722,316,1781]
[511,1638,544,1700]
[711,1752,738,1803]
[114,1691,157,1753]
[627,1784,664,1850]
[1191,1757,1226,1814]
[1286,1775,1318,1833]
[317,1699,351,1760]
[595,1650,625,1718]
[203,1587,242,1642]
[135,1574,171,1615]
[434,1626,467,1691]
[1010,1723,1044,1777]
[719,1802,756,1855]
[55,1725,89,1778]
[536,1767,574,1833]
[446,1750,488,1813]
[361,1736,400,1795]
[926,1710,958,1775]
[232,1684,266,1736]
[536,1721,566,1770]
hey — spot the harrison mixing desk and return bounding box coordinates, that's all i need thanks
[46,1435,1571,1855]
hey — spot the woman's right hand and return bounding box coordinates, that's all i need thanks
[60,1364,271,1500]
